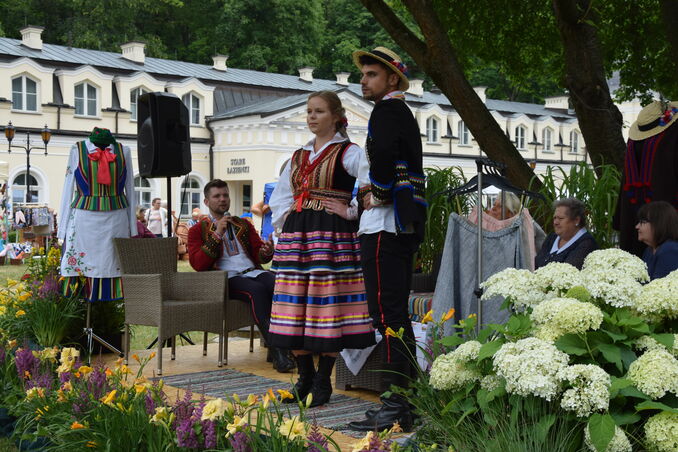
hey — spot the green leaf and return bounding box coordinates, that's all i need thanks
[555,334,588,356]
[635,401,678,414]
[610,411,641,426]
[478,340,503,361]
[535,414,556,443]
[620,386,650,400]
[477,327,494,343]
[587,413,616,452]
[601,329,627,342]
[597,343,623,373]
[651,333,676,350]
[438,335,465,347]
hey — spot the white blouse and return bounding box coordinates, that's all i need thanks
[269,133,364,231]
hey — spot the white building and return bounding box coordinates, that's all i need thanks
[0,26,604,223]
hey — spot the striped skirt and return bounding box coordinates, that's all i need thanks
[269,209,375,352]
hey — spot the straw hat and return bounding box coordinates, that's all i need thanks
[352,46,410,91]
[628,100,678,141]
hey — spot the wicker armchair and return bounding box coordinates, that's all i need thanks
[114,237,232,375]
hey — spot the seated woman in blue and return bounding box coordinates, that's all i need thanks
[636,201,678,280]
[535,198,598,269]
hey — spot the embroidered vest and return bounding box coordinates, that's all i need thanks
[290,141,355,211]
[70,141,129,211]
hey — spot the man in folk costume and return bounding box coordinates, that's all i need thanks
[614,100,678,257]
[59,127,137,301]
[187,179,295,373]
[348,47,427,432]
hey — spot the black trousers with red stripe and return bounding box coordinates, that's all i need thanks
[360,232,418,371]
[228,271,275,344]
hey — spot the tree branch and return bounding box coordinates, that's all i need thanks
[357,0,426,58]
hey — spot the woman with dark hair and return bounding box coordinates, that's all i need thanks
[636,201,678,279]
[535,198,598,269]
[268,91,375,407]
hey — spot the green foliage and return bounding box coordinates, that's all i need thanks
[417,166,468,274]
[23,295,82,348]
[530,162,621,249]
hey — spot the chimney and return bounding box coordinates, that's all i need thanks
[473,86,487,103]
[212,54,228,71]
[335,72,350,86]
[544,95,570,109]
[407,79,424,97]
[298,67,314,82]
[120,41,146,64]
[20,26,44,50]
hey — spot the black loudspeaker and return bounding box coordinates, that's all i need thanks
[137,92,192,178]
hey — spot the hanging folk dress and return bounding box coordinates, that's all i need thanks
[268,141,375,352]
[58,140,137,301]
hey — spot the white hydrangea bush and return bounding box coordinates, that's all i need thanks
[557,364,610,417]
[584,424,632,452]
[534,262,582,298]
[429,340,482,390]
[579,249,649,308]
[627,348,678,399]
[644,411,678,452]
[633,276,678,319]
[530,297,603,342]
[480,268,543,308]
[492,337,569,401]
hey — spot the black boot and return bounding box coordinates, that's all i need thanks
[269,348,295,373]
[284,354,315,403]
[348,393,413,432]
[308,354,335,408]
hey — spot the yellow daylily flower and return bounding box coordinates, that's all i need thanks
[226,415,248,437]
[352,431,376,452]
[385,327,398,338]
[246,393,258,406]
[305,393,313,408]
[421,310,434,324]
[134,384,148,395]
[278,416,308,441]
[71,421,86,430]
[78,366,93,376]
[57,390,67,403]
[150,407,170,424]
[442,308,456,322]
[15,309,26,317]
[86,441,97,448]
[6,279,18,288]
[201,398,229,421]
[59,347,80,364]
[62,381,73,392]
[100,389,117,405]
[277,389,294,400]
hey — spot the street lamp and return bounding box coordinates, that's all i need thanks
[4,122,51,203]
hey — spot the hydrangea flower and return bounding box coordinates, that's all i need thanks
[644,411,678,452]
[582,249,649,282]
[633,276,678,319]
[558,364,610,417]
[580,249,649,308]
[584,424,632,452]
[534,262,582,298]
[479,374,503,392]
[492,337,569,401]
[481,268,543,307]
[627,348,678,399]
[634,335,678,357]
[429,340,482,390]
[530,297,603,342]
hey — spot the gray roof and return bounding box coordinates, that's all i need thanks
[0,37,576,121]
[212,93,311,120]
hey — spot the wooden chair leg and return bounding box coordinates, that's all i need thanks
[249,325,254,353]
[203,332,208,356]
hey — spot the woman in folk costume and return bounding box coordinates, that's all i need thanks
[268,91,375,407]
[58,127,137,301]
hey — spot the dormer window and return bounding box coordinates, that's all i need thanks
[515,125,526,150]
[130,87,149,120]
[11,76,38,112]
[458,121,470,145]
[182,93,201,125]
[542,127,553,151]
[426,117,439,143]
[75,82,98,116]
[570,131,580,153]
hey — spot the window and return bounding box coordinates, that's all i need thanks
[75,82,97,116]
[182,93,201,125]
[11,172,41,203]
[426,117,439,143]
[242,184,251,213]
[570,131,579,153]
[134,176,152,207]
[458,120,470,145]
[130,87,149,120]
[11,76,38,112]
[542,128,553,152]
[515,126,526,150]
[180,176,202,215]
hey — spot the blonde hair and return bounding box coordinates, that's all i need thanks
[308,91,348,138]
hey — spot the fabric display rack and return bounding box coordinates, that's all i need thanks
[3,203,56,264]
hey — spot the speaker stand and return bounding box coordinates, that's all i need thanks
[84,302,123,363]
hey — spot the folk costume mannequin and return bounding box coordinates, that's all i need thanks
[58,127,137,301]
[614,100,678,257]
[348,47,427,432]
[268,91,375,408]
[187,179,295,373]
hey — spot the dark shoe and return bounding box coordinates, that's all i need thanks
[270,348,295,373]
[283,354,315,404]
[308,355,335,407]
[266,347,273,363]
[348,394,413,432]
